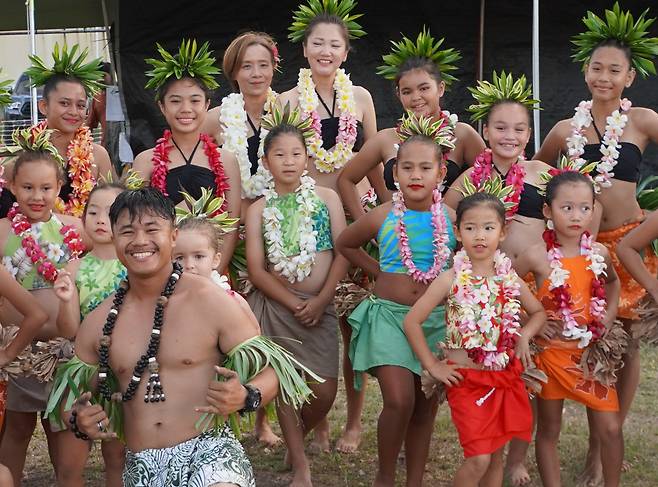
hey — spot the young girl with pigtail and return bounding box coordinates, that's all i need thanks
[404,192,545,487]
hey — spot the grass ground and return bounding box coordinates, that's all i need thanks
[20,345,658,486]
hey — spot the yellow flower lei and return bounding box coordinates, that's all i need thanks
[55,126,96,217]
[297,68,358,173]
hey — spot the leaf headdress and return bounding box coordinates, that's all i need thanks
[288,0,366,43]
[0,69,13,108]
[571,2,658,78]
[11,123,65,167]
[145,39,221,93]
[377,27,461,88]
[539,154,598,193]
[461,174,518,213]
[98,168,145,191]
[467,71,540,122]
[26,43,104,96]
[396,110,457,155]
[175,187,239,231]
[261,102,316,141]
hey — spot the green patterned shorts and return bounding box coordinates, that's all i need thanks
[123,426,255,487]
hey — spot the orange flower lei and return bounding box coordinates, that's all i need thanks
[54,124,96,217]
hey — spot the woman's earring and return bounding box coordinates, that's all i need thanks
[546,219,554,230]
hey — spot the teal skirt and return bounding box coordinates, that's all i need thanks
[347,296,446,389]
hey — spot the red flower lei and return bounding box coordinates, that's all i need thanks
[469,149,525,220]
[150,130,229,213]
[542,229,607,345]
[7,203,85,283]
[40,121,97,218]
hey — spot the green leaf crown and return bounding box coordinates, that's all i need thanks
[0,69,13,108]
[12,123,65,167]
[261,102,316,142]
[26,43,104,96]
[571,2,658,78]
[396,110,457,154]
[539,154,598,193]
[145,39,221,92]
[460,174,518,212]
[175,187,239,230]
[377,27,461,88]
[467,70,540,122]
[288,0,366,43]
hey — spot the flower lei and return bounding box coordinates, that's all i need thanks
[392,188,450,283]
[262,173,318,283]
[150,130,229,212]
[6,203,85,282]
[219,88,277,199]
[297,68,358,173]
[543,229,607,348]
[49,123,96,217]
[566,98,632,189]
[469,149,525,220]
[452,249,521,369]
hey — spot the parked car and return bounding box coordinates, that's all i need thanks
[4,72,43,120]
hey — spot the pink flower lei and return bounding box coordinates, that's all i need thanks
[150,130,229,213]
[543,229,607,348]
[469,149,526,220]
[392,188,450,283]
[452,249,522,369]
[7,203,85,283]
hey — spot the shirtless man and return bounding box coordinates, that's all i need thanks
[69,187,280,487]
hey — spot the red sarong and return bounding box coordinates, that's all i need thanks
[447,358,532,457]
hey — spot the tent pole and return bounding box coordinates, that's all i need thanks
[478,0,485,135]
[27,0,38,125]
[532,0,540,151]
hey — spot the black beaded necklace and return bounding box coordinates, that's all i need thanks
[97,262,183,404]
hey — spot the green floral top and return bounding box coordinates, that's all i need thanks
[75,254,127,319]
[2,216,71,290]
[264,192,333,256]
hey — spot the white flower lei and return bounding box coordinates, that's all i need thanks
[566,98,632,189]
[219,88,277,199]
[297,68,358,173]
[452,249,521,370]
[546,231,607,348]
[262,173,318,283]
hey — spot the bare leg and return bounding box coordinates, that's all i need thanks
[335,316,366,453]
[583,321,638,483]
[56,430,90,487]
[505,397,536,486]
[0,411,37,485]
[453,454,492,487]
[254,408,282,447]
[279,378,337,487]
[0,464,14,487]
[309,417,330,454]
[372,366,416,487]
[481,448,505,487]
[403,375,438,487]
[42,419,59,478]
[588,409,623,487]
[101,439,126,487]
[535,398,564,487]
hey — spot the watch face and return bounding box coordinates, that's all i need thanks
[252,397,261,409]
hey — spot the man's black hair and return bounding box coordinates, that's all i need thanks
[109,187,175,228]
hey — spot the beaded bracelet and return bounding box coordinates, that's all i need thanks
[69,410,90,441]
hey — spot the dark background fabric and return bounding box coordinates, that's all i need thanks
[116,0,658,175]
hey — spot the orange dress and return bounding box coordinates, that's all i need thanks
[535,255,619,411]
[598,221,658,320]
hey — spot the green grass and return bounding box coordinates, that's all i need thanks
[22,346,658,486]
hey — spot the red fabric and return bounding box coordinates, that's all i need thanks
[0,380,6,431]
[447,358,532,457]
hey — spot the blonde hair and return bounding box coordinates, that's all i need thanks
[223,31,278,91]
